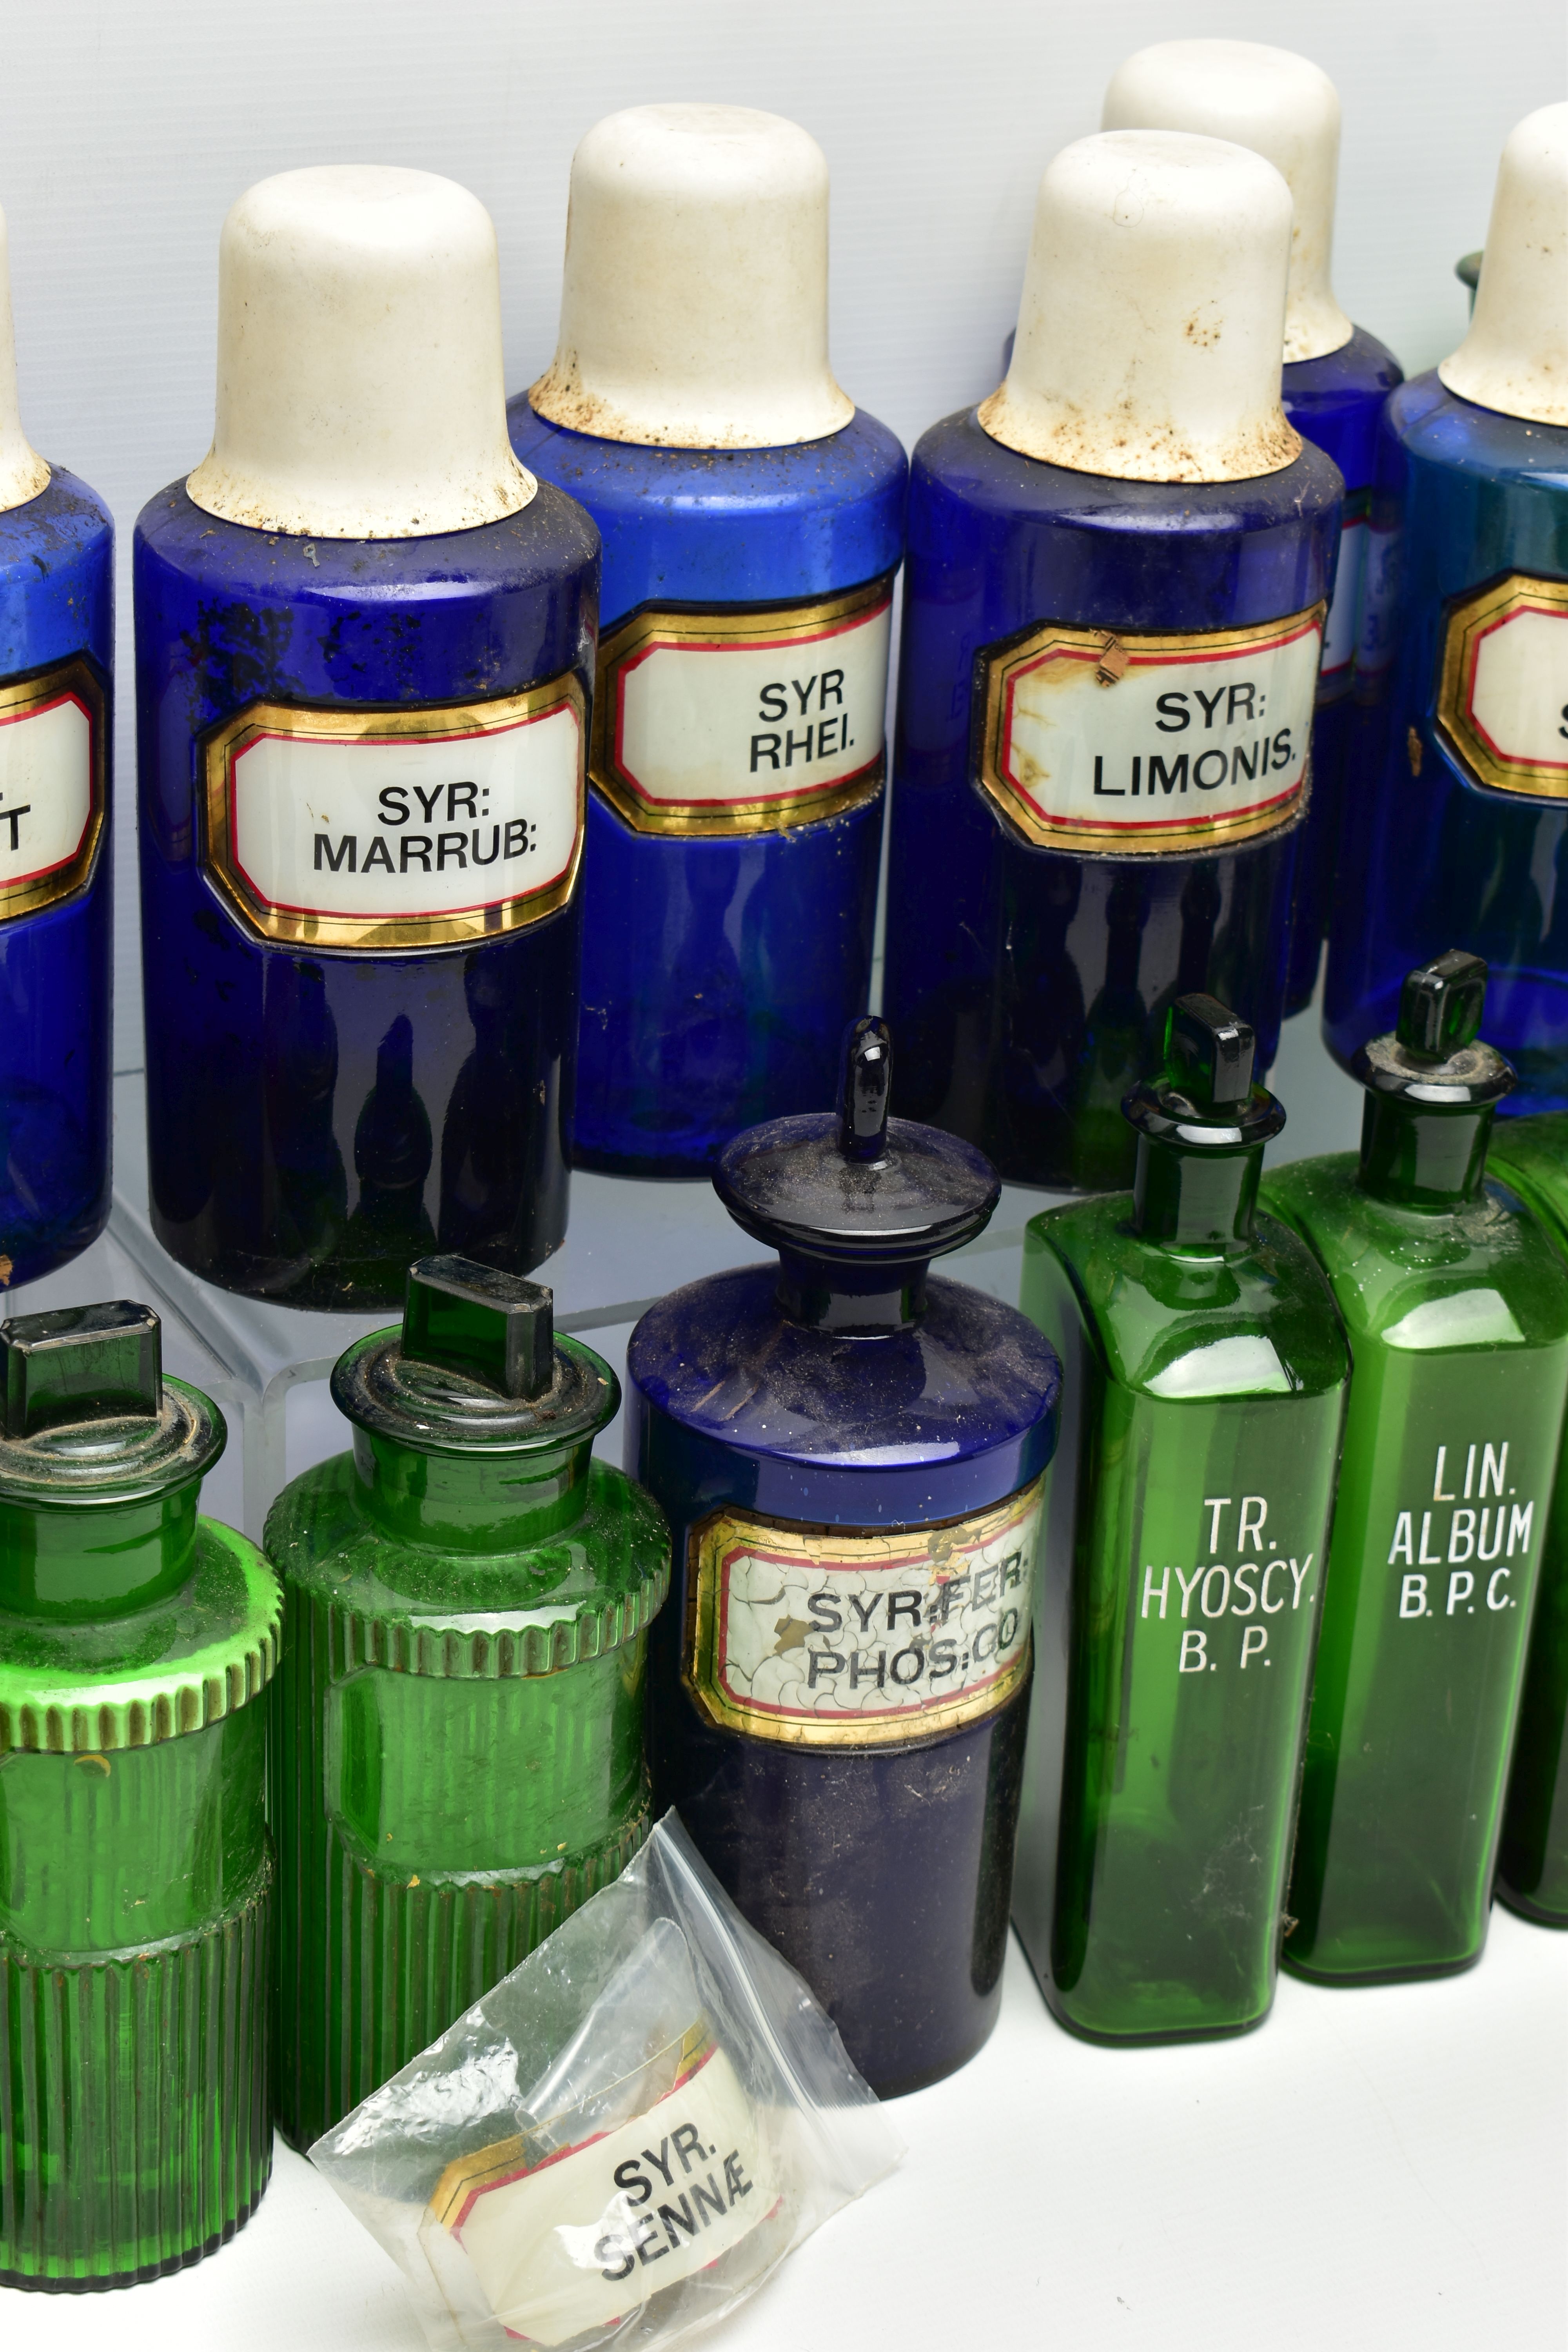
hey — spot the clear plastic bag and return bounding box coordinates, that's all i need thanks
[310,1813,904,2350]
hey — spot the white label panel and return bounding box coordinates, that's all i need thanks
[0,662,103,922]
[432,2040,772,2348]
[687,1483,1041,1747]
[978,606,1324,855]
[201,677,585,951]
[1437,573,1568,802]
[1320,510,1368,689]
[592,579,892,835]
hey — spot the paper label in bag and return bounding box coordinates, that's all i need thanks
[430,2033,772,2346]
[685,1482,1042,1748]
[1436,572,1568,802]
[976,604,1323,854]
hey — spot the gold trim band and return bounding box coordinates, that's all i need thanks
[1436,571,1568,802]
[591,575,893,837]
[978,604,1325,857]
[200,674,587,953]
[684,1484,1040,1750]
[0,656,106,924]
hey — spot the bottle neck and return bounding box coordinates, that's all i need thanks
[0,1486,200,1622]
[352,1428,594,1547]
[1358,1094,1495,1209]
[1132,1136,1263,1250]
[775,1249,929,1334]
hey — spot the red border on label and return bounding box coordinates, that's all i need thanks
[446,2043,717,2240]
[227,698,583,922]
[0,689,97,890]
[610,595,891,813]
[712,1536,1024,1728]
[1462,602,1568,777]
[998,613,1320,839]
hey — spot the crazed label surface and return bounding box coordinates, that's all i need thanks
[431,2035,771,2347]
[685,1483,1042,1747]
[0,657,105,922]
[977,605,1324,854]
[201,675,585,951]
[1436,572,1568,801]
[590,577,892,835]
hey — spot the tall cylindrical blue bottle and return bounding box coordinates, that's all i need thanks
[1325,104,1568,1108]
[627,1019,1060,2095]
[510,106,905,1175]
[0,209,113,1290]
[884,131,1341,1192]
[136,168,597,1306]
[1103,39,1402,1017]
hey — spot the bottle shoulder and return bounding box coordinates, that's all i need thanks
[1384,370,1568,493]
[1260,1155,1568,1348]
[508,399,907,516]
[0,466,113,575]
[1486,1113,1568,1250]
[627,1263,1061,1466]
[909,406,1343,541]
[0,1517,281,1749]
[263,1453,668,1627]
[1283,326,1405,490]
[1025,1193,1350,1400]
[133,477,600,608]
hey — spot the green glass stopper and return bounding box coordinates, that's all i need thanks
[401,1254,554,1401]
[1164,993,1256,1113]
[1396,949,1487,1063]
[0,1300,161,1439]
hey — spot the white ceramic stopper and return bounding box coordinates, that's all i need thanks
[980,131,1300,484]
[187,166,534,539]
[0,209,49,515]
[1102,40,1352,366]
[529,103,853,450]
[1440,102,1568,427]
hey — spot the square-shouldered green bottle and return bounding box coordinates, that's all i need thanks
[1014,995,1350,2043]
[265,1255,670,2148]
[1425,1096,1568,1931]
[0,1302,279,2288]
[1263,953,1568,1978]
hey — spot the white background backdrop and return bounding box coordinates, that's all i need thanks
[0,0,1558,1067]
[0,10,1565,2344]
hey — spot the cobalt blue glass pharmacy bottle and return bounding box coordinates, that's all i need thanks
[136,167,597,1307]
[0,210,113,1290]
[512,105,905,1175]
[884,130,1341,1192]
[627,1018,1060,2095]
[1102,39,1403,1016]
[1324,105,1568,1109]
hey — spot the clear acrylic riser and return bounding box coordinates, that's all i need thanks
[7,1017,1363,1541]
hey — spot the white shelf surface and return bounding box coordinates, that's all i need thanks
[7,1008,1561,2350]
[5,1911,1563,2352]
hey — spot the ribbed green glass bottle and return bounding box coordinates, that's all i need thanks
[1448,1104,1568,1929]
[1014,995,1350,2043]
[1264,953,1568,1978]
[266,1255,670,2149]
[0,1301,279,2290]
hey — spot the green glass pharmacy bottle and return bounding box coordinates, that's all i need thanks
[1263,953,1568,1979]
[0,1302,279,2290]
[1437,1105,1568,1930]
[266,1255,669,2148]
[1014,995,1349,2043]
